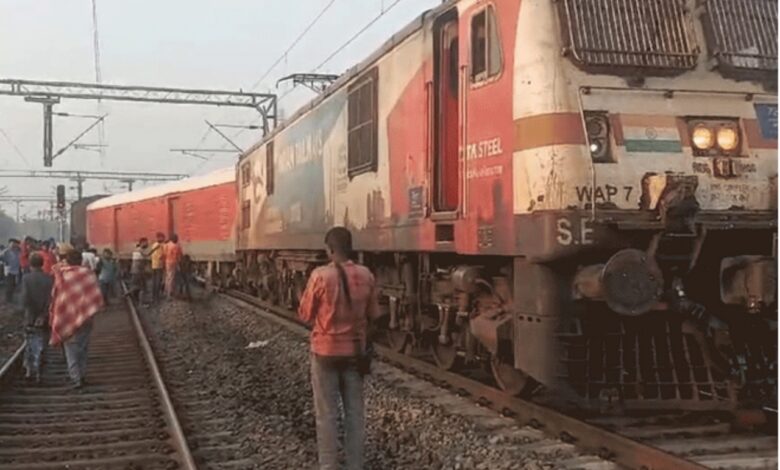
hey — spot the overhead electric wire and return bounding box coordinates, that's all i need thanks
[225,0,408,147]
[249,0,338,91]
[191,1,338,162]
[184,118,215,173]
[190,126,213,152]
[312,0,404,73]
[0,127,32,168]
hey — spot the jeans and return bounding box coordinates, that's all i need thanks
[176,271,192,300]
[164,268,177,297]
[5,274,16,303]
[311,354,365,470]
[99,280,114,303]
[151,269,163,301]
[131,272,146,303]
[63,318,93,384]
[24,328,47,378]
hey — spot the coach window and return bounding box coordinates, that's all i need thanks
[241,162,251,187]
[241,200,251,229]
[347,67,378,178]
[266,141,275,195]
[471,5,502,83]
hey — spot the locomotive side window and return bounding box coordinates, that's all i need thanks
[266,141,275,195]
[347,68,378,178]
[241,200,251,229]
[241,162,251,187]
[448,38,459,95]
[471,6,502,82]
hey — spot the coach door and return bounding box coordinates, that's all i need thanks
[432,9,460,214]
[112,207,121,254]
[168,197,180,236]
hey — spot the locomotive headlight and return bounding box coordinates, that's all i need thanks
[716,126,739,151]
[691,125,715,150]
[688,118,742,156]
[584,111,612,163]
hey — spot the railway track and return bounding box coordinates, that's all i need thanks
[223,289,777,470]
[0,296,196,470]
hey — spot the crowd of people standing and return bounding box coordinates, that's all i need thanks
[0,227,380,468]
[1,238,105,388]
[129,232,191,304]
[0,232,189,389]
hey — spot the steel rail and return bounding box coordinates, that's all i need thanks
[0,342,26,386]
[122,284,198,470]
[221,289,709,470]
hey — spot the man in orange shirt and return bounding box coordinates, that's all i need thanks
[19,236,32,275]
[163,234,182,299]
[38,240,57,275]
[149,232,166,302]
[298,227,381,470]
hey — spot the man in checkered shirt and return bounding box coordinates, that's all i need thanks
[49,248,105,389]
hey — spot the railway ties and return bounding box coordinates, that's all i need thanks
[590,413,778,470]
[0,299,195,470]
[223,289,778,470]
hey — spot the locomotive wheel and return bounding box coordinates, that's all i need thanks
[386,330,410,353]
[431,330,463,371]
[490,354,531,397]
[293,273,307,309]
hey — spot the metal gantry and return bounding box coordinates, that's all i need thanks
[0,169,187,199]
[0,196,72,222]
[0,78,278,166]
[0,79,277,113]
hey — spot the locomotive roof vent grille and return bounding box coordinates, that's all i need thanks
[559,0,698,73]
[703,0,778,74]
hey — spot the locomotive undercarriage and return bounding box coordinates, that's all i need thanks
[561,223,777,412]
[221,222,776,412]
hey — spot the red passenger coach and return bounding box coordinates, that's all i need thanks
[86,167,237,265]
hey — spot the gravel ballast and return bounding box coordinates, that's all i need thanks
[0,297,23,365]
[142,291,611,469]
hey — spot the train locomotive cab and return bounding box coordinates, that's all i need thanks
[509,0,778,411]
[234,0,777,412]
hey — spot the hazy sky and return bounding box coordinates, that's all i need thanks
[0,0,440,218]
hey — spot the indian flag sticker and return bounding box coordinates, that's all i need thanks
[620,115,683,154]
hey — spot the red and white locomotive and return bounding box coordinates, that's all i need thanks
[90,0,777,410]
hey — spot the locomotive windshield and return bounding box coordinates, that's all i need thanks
[558,0,698,73]
[558,0,778,78]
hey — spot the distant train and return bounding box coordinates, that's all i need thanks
[87,168,237,267]
[88,0,777,411]
[70,195,108,250]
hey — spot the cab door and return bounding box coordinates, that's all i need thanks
[460,1,517,253]
[432,9,461,214]
[168,197,180,236]
[112,207,121,254]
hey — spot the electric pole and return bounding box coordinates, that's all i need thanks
[24,96,60,167]
[91,0,106,164]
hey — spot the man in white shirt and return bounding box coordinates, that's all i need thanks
[81,247,99,272]
[128,238,150,304]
